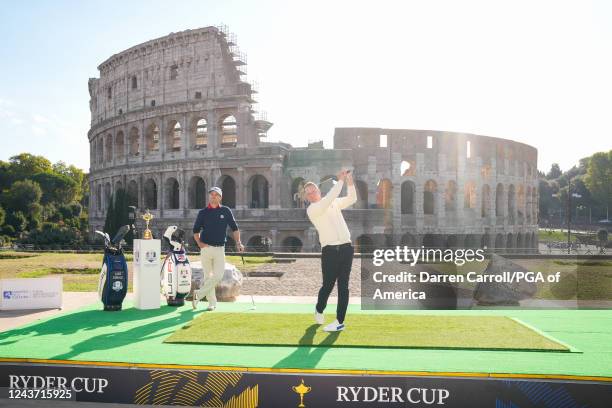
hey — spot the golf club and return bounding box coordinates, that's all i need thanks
[241,248,256,311]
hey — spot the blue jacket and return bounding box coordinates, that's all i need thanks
[192,205,239,246]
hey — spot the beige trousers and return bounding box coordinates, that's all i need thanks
[197,245,226,307]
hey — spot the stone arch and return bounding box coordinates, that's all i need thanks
[532,188,537,223]
[355,234,375,253]
[127,180,138,207]
[376,178,393,209]
[220,114,237,147]
[193,118,208,149]
[145,123,160,153]
[481,234,490,249]
[401,232,416,247]
[355,180,369,209]
[506,233,515,253]
[481,184,491,218]
[524,233,532,253]
[164,177,180,209]
[526,186,532,223]
[143,178,157,209]
[291,177,305,208]
[446,235,458,249]
[218,175,236,208]
[246,235,268,252]
[96,138,103,165]
[129,127,140,156]
[401,180,415,214]
[282,236,303,252]
[464,181,477,209]
[445,181,457,212]
[516,233,525,253]
[508,184,516,224]
[517,185,525,222]
[104,134,113,162]
[115,180,123,194]
[96,184,102,210]
[424,180,437,215]
[495,233,505,251]
[166,120,182,152]
[115,131,125,160]
[104,182,112,208]
[464,234,478,249]
[495,183,504,216]
[422,233,438,248]
[248,174,269,209]
[188,176,207,209]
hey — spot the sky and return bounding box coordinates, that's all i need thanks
[0,0,611,173]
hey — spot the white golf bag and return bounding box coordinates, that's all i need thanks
[160,226,192,306]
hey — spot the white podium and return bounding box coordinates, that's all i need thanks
[133,239,161,310]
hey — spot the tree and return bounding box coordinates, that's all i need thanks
[6,211,27,234]
[7,153,52,182]
[546,163,562,180]
[102,189,132,244]
[0,206,5,226]
[31,172,78,205]
[53,162,85,200]
[3,180,42,211]
[585,150,612,218]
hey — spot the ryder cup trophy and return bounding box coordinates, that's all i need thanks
[133,209,161,309]
[142,210,154,240]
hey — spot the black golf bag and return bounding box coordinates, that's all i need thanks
[96,225,132,311]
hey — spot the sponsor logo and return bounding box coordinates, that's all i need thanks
[336,386,450,405]
[3,290,29,300]
[9,375,109,394]
[112,281,123,292]
[292,379,311,407]
[220,214,225,219]
[145,251,157,263]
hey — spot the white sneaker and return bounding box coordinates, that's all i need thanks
[191,294,199,310]
[323,319,345,332]
[314,311,324,325]
[206,305,216,311]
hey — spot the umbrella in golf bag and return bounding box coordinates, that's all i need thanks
[160,226,192,306]
[96,225,132,311]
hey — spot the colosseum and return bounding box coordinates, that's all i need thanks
[88,26,539,253]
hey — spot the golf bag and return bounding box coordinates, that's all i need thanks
[160,226,192,306]
[96,225,132,311]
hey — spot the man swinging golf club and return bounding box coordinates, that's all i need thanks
[304,169,356,331]
[192,186,245,311]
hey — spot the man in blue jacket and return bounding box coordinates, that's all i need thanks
[192,186,244,310]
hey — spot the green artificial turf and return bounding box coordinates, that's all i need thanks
[2,302,611,377]
[164,313,569,351]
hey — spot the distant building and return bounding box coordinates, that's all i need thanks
[88,26,538,252]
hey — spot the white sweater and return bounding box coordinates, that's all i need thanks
[306,180,357,247]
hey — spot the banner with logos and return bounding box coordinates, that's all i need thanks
[0,362,609,407]
[0,277,62,310]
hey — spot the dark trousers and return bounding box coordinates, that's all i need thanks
[316,243,354,324]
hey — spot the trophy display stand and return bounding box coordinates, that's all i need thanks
[133,211,161,310]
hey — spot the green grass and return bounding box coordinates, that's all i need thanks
[538,229,577,242]
[0,251,272,292]
[164,313,569,352]
[0,253,39,260]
